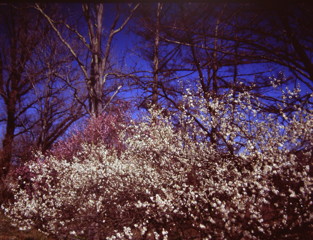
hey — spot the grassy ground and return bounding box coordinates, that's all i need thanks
[0,211,53,240]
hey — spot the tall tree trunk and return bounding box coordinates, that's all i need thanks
[152,3,162,106]
[36,3,139,117]
[84,3,104,116]
[1,60,20,177]
[212,13,221,95]
[2,93,17,173]
[0,72,18,203]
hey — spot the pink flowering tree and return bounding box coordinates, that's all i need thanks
[2,86,313,239]
[50,109,127,161]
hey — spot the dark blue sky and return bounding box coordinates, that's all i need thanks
[0,2,312,146]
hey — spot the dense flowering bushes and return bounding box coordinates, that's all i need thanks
[2,88,313,239]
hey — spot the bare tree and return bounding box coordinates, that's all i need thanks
[35,3,139,116]
[132,3,303,152]
[130,3,186,112]
[0,4,48,175]
[0,4,84,200]
[231,3,313,101]
[20,33,84,156]
[134,2,313,117]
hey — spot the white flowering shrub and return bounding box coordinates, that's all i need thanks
[2,87,313,239]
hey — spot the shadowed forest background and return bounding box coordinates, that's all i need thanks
[0,2,312,240]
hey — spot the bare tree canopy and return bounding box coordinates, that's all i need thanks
[35,3,139,116]
[0,3,312,220]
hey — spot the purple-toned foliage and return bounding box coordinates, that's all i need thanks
[50,109,127,161]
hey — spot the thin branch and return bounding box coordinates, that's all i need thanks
[112,4,140,35]
[101,3,140,76]
[34,4,89,80]
[63,22,90,50]
[103,85,122,111]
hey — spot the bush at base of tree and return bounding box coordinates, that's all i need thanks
[1,88,313,240]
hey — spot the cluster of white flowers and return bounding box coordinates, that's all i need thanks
[2,87,312,239]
